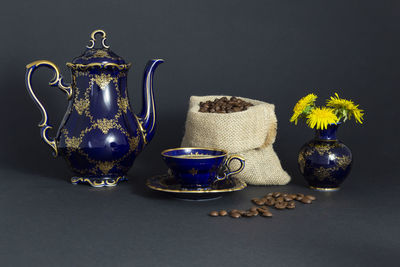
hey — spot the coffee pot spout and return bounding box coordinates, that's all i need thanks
[136,59,164,146]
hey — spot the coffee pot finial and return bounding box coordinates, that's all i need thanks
[86,29,110,49]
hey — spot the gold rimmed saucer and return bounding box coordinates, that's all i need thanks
[146,174,247,200]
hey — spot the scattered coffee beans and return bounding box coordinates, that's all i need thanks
[301,197,312,204]
[249,207,258,212]
[208,192,316,219]
[219,210,228,216]
[261,211,273,217]
[199,96,254,113]
[306,195,316,201]
[230,212,241,218]
[209,211,219,217]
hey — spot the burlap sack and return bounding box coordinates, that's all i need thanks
[181,95,290,185]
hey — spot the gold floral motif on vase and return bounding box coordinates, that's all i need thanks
[313,166,336,180]
[335,155,352,170]
[298,153,305,174]
[313,144,332,156]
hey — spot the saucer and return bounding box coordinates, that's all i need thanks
[146,174,247,200]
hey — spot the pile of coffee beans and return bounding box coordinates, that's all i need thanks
[209,192,316,219]
[199,96,254,113]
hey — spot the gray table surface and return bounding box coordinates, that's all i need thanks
[1,157,399,267]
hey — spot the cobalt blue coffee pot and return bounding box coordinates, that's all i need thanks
[25,29,164,187]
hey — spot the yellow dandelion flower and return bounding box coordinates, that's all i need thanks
[306,107,338,130]
[349,105,364,124]
[290,93,318,125]
[326,93,364,124]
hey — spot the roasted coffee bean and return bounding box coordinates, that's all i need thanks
[199,97,254,113]
[306,195,316,201]
[284,196,293,202]
[301,197,312,204]
[257,207,269,213]
[276,197,284,202]
[238,210,247,215]
[290,194,297,199]
[287,201,296,209]
[250,210,258,216]
[244,211,258,217]
[296,195,304,201]
[230,209,239,214]
[297,193,304,198]
[265,198,275,206]
[230,212,241,218]
[219,210,228,216]
[266,193,273,197]
[261,211,273,217]
[250,207,258,212]
[209,211,219,217]
[272,192,281,198]
[253,199,265,206]
[282,193,288,198]
[274,202,287,210]
[258,200,266,205]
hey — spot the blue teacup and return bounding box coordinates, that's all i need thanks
[161,147,245,189]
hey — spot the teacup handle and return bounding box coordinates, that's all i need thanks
[216,155,245,181]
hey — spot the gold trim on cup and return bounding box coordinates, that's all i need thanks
[161,147,228,159]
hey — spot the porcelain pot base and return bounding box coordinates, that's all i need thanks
[309,186,340,192]
[71,176,127,187]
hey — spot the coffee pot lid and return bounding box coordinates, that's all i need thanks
[68,30,130,69]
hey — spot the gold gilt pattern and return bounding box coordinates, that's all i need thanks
[118,97,130,113]
[71,177,124,187]
[128,135,140,152]
[94,73,113,90]
[60,72,143,178]
[314,144,332,156]
[189,168,199,176]
[311,155,352,181]
[313,167,335,180]
[74,98,90,115]
[97,161,115,174]
[93,50,110,58]
[303,149,314,157]
[187,152,207,158]
[64,136,82,149]
[335,155,351,170]
[96,118,117,134]
[74,71,89,77]
[298,153,305,174]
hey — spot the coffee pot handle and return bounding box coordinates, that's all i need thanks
[25,60,72,157]
[216,155,245,181]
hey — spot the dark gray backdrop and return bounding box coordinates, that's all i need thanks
[1,1,399,266]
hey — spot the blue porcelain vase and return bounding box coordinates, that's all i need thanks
[298,123,352,191]
[25,30,164,187]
